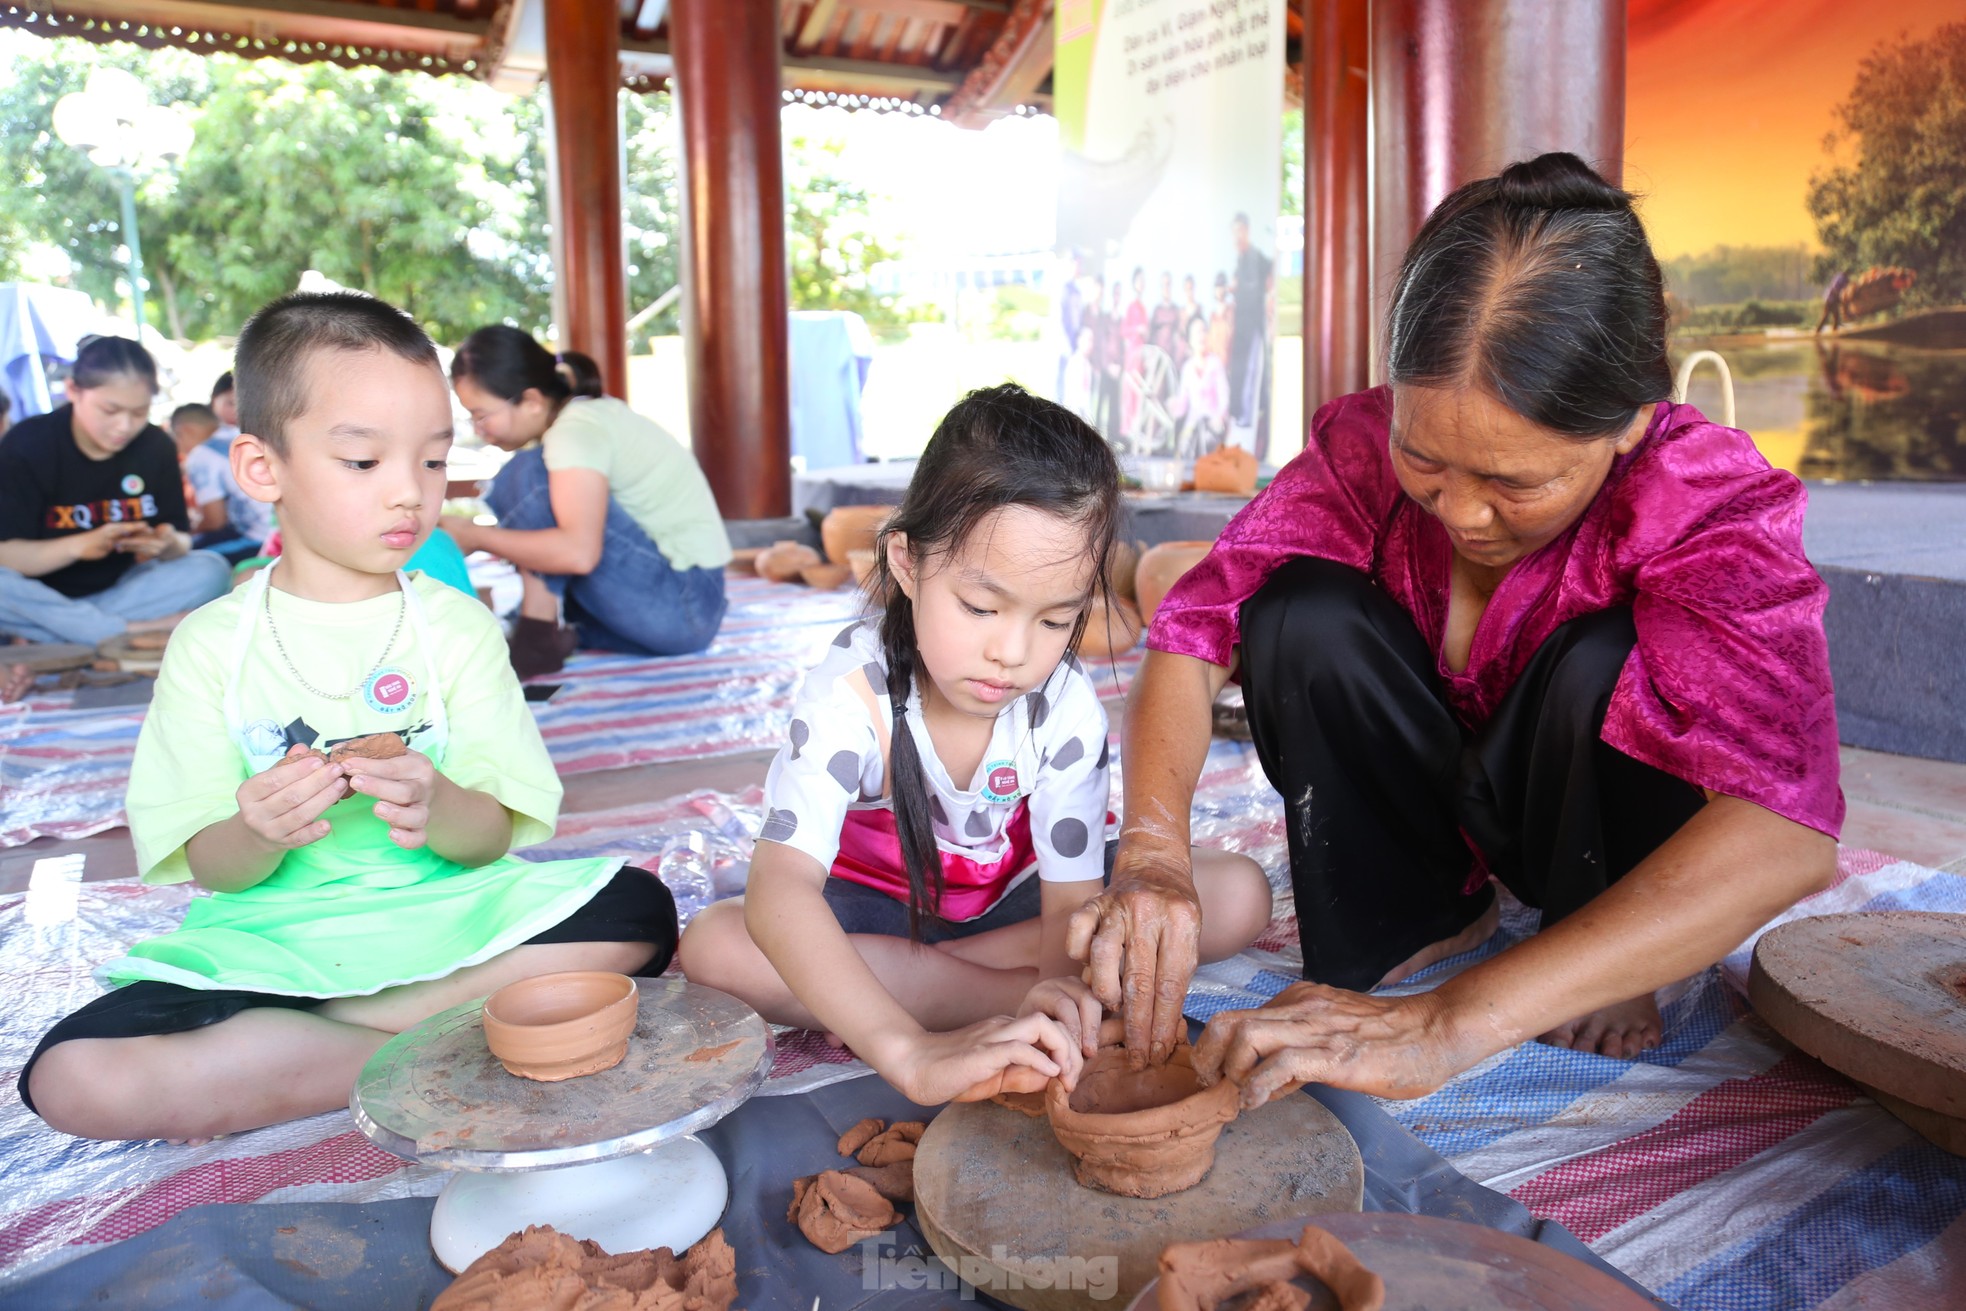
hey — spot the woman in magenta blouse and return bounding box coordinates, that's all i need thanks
[1067,153,1842,1103]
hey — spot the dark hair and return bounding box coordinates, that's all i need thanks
[869,384,1120,939]
[210,371,234,401]
[234,291,440,455]
[451,325,571,407]
[170,402,217,428]
[70,337,157,394]
[554,350,604,399]
[1386,151,1670,438]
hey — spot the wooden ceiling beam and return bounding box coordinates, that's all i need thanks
[623,31,966,95]
[11,0,490,56]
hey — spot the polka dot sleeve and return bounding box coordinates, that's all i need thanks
[1025,666,1111,882]
[757,625,883,875]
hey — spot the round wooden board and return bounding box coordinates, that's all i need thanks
[94,633,166,674]
[1749,911,1966,1128]
[1123,1212,1659,1311]
[914,1094,1364,1311]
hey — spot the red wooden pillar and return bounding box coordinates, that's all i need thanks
[544,0,628,399]
[1369,0,1626,353]
[670,0,792,520]
[1303,0,1370,411]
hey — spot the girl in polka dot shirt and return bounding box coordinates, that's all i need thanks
[679,386,1272,1105]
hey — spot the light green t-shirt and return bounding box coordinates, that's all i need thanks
[130,571,565,884]
[541,396,732,572]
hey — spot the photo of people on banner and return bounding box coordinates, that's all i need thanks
[1057,216,1274,462]
[1050,0,1286,467]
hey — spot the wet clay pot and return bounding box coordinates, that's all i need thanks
[758,541,823,583]
[846,548,877,589]
[1134,541,1214,622]
[482,971,638,1082]
[821,505,892,565]
[1046,1035,1240,1198]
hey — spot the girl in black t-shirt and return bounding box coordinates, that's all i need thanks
[0,338,231,685]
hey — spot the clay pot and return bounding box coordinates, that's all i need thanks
[758,541,823,583]
[1078,593,1143,659]
[1045,1036,1240,1198]
[482,971,638,1082]
[801,562,853,590]
[846,548,877,589]
[1134,541,1214,622]
[821,505,892,565]
[1193,444,1258,496]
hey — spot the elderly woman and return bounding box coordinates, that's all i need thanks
[444,327,731,677]
[1069,153,1841,1104]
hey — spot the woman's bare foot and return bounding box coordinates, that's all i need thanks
[2,664,32,704]
[1539,993,1663,1059]
[1375,899,1501,989]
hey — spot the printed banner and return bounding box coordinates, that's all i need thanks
[1051,0,1286,464]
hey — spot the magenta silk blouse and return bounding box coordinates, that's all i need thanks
[1150,387,1844,838]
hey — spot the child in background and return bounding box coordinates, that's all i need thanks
[679,385,1272,1105]
[19,292,676,1142]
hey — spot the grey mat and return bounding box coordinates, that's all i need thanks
[0,1075,1668,1310]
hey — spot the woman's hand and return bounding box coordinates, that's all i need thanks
[877,1012,1079,1106]
[1065,854,1202,1069]
[438,515,482,554]
[1192,983,1472,1109]
[1017,975,1103,1064]
[343,749,438,850]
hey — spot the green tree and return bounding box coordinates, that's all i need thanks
[784,131,900,325]
[620,89,685,348]
[1806,22,1966,307]
[1280,107,1302,218]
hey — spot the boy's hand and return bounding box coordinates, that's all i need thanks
[236,744,347,851]
[73,521,146,562]
[1017,974,1104,1060]
[113,525,169,559]
[343,749,439,850]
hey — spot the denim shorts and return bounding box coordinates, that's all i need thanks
[821,839,1117,943]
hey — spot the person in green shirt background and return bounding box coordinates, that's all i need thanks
[444,326,731,678]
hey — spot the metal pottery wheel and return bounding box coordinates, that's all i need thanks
[1749,911,1966,1154]
[1123,1212,1660,1310]
[351,977,771,1270]
[913,1092,1364,1311]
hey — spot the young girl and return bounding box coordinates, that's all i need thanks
[678,385,1272,1105]
[18,292,676,1142]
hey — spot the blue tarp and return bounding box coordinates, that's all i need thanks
[788,309,874,471]
[0,283,105,424]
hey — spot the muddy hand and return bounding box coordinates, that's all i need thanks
[1066,868,1201,1070]
[1192,983,1466,1108]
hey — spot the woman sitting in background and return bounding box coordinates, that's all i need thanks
[444,327,731,677]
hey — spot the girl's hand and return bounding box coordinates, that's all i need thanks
[343,749,438,849]
[881,1012,1079,1106]
[1017,975,1103,1062]
[1191,983,1468,1109]
[235,745,346,851]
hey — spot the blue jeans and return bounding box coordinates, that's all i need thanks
[0,551,232,645]
[484,449,727,656]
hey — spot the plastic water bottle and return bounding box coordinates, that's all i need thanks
[658,831,714,923]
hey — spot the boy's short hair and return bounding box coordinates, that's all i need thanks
[210,371,233,401]
[170,402,218,429]
[234,292,440,455]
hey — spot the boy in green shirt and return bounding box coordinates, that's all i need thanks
[20,292,677,1142]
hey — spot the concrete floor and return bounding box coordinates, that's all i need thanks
[4,742,1964,895]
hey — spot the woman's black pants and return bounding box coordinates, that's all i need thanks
[1237,558,1706,991]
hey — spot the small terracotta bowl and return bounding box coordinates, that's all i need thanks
[481,971,638,1083]
[1046,1036,1240,1198]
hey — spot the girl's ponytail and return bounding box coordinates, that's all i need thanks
[879,586,946,940]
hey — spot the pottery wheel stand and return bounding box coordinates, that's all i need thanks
[915,1093,1365,1311]
[351,977,772,1271]
[1750,911,1966,1155]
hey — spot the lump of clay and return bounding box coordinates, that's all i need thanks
[328,732,407,764]
[789,1169,901,1254]
[758,541,823,583]
[844,1161,915,1204]
[988,1088,1049,1118]
[855,1120,924,1166]
[432,1224,738,1311]
[1156,1225,1384,1311]
[1046,1036,1239,1199]
[837,1117,885,1157]
[1192,444,1258,496]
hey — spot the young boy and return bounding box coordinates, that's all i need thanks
[20,292,677,1143]
[170,400,272,561]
